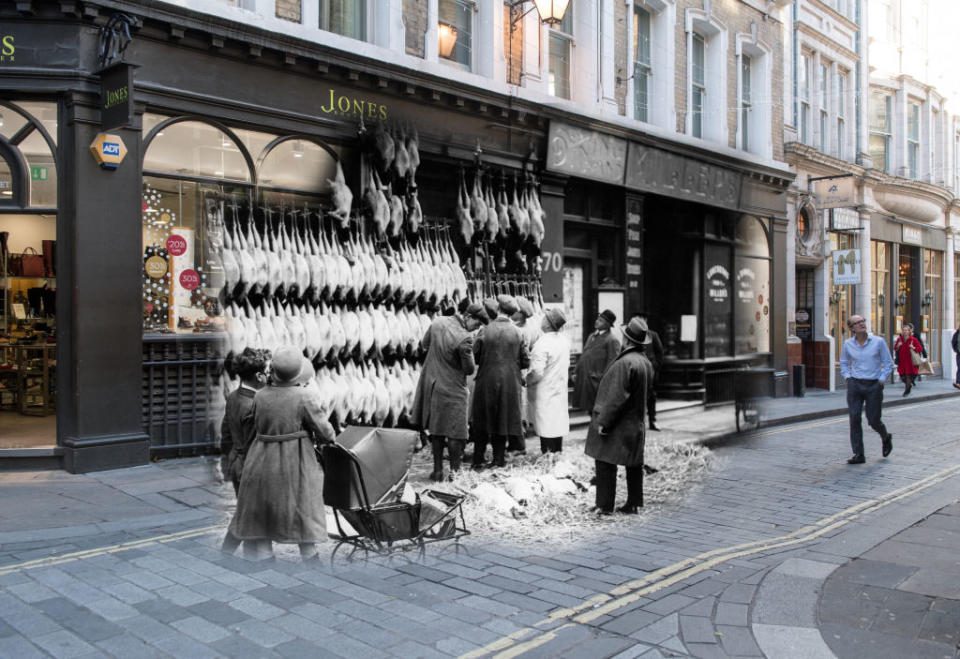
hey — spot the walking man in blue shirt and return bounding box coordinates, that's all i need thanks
[839,314,895,464]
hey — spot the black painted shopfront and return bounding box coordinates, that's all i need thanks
[546,121,793,403]
[1,2,553,471]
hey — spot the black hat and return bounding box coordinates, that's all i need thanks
[599,309,617,326]
[623,317,651,345]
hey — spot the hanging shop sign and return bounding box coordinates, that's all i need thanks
[832,248,861,285]
[830,207,860,231]
[89,133,128,170]
[624,143,742,212]
[546,122,627,185]
[99,62,136,130]
[902,225,923,245]
[813,176,856,209]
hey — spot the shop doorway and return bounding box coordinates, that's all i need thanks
[897,246,918,332]
[0,101,59,451]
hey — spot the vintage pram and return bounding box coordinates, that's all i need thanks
[320,427,469,556]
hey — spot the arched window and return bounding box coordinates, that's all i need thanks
[257,138,341,194]
[0,101,58,208]
[735,216,771,354]
[143,118,254,182]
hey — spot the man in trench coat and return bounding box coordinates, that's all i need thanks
[584,317,653,514]
[573,309,621,411]
[411,303,486,481]
[471,295,531,468]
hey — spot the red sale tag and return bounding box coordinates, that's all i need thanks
[179,269,200,291]
[166,234,187,256]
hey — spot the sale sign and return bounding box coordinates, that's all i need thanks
[179,269,200,291]
[166,234,187,256]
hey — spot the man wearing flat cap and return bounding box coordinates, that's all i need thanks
[411,303,485,481]
[584,317,654,514]
[573,309,622,412]
[471,294,531,468]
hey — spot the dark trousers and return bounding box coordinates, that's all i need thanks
[846,378,889,457]
[594,460,643,512]
[955,353,960,384]
[539,437,562,453]
[647,378,658,424]
[473,434,507,467]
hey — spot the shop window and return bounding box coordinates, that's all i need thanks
[549,7,573,100]
[0,107,29,142]
[0,101,58,208]
[0,156,12,203]
[321,0,367,41]
[258,139,341,193]
[143,120,252,182]
[923,249,941,363]
[633,5,651,122]
[734,217,770,354]
[830,232,855,363]
[438,0,473,71]
[955,253,960,330]
[870,92,892,172]
[704,242,732,357]
[871,241,889,340]
[18,130,56,208]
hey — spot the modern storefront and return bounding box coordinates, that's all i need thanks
[545,122,793,403]
[1,3,552,471]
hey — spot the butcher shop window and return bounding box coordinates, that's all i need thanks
[438,0,473,71]
[734,216,771,355]
[321,0,367,41]
[548,6,573,100]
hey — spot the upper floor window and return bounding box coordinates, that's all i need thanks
[633,5,651,122]
[837,73,847,160]
[818,63,829,152]
[869,92,892,172]
[320,0,366,41]
[740,55,751,151]
[549,6,574,100]
[438,0,472,71]
[691,33,705,138]
[907,102,920,179]
[799,54,811,145]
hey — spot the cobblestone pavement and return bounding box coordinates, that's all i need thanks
[0,394,958,658]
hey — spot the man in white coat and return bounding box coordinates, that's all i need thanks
[526,308,570,453]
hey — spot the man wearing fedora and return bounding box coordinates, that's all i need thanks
[573,309,621,413]
[411,302,486,481]
[631,312,664,431]
[585,317,654,514]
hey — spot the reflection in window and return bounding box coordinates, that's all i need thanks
[259,139,340,192]
[143,121,252,181]
[735,217,770,354]
[321,0,366,41]
[549,7,573,100]
[438,0,472,71]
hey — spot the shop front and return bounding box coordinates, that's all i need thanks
[545,121,792,403]
[1,3,553,471]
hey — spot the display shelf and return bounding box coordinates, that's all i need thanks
[2,276,56,281]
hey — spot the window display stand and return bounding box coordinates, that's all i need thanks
[16,344,56,417]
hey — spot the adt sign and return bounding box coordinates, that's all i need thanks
[89,132,128,170]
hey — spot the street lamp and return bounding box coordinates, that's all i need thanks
[922,291,934,307]
[438,22,458,59]
[507,1,571,82]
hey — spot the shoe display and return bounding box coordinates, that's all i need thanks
[847,455,866,464]
[882,433,893,457]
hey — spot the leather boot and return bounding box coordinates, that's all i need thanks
[448,439,464,473]
[430,437,445,481]
[491,436,507,468]
[0,232,8,263]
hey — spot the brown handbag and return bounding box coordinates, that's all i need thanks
[19,247,45,277]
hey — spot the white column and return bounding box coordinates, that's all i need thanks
[478,0,505,82]
[858,208,872,321]
[785,196,797,338]
[302,0,319,29]
[944,229,957,380]
[599,0,618,113]
[424,0,439,62]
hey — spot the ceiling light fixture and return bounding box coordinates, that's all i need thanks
[292,140,304,158]
[438,23,458,59]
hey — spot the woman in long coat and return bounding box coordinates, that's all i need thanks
[585,318,653,514]
[228,348,335,560]
[411,304,485,480]
[471,295,530,468]
[527,308,570,453]
[893,324,922,396]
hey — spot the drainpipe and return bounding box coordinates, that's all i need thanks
[854,0,862,162]
[793,1,799,130]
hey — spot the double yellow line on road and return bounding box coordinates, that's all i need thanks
[464,409,960,657]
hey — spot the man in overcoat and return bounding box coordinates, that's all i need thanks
[471,294,531,468]
[573,309,621,412]
[584,317,653,514]
[411,303,486,481]
[631,312,664,430]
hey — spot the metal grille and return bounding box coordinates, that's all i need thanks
[142,335,226,457]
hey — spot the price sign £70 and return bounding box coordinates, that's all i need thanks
[540,251,563,273]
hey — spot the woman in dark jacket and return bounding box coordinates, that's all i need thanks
[471,295,530,468]
[227,348,335,561]
[585,318,653,514]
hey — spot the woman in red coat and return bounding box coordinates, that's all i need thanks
[893,325,922,397]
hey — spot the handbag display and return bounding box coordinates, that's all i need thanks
[18,247,45,278]
[910,345,922,367]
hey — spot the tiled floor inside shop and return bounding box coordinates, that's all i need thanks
[0,411,56,448]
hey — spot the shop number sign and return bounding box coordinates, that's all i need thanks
[166,234,188,256]
[179,269,200,291]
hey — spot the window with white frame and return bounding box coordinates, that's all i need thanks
[549,6,573,100]
[438,0,472,71]
[740,55,751,151]
[908,101,920,179]
[320,0,366,41]
[691,33,705,138]
[869,92,892,172]
[930,107,940,183]
[819,63,829,152]
[837,72,847,160]
[799,54,811,145]
[633,5,651,122]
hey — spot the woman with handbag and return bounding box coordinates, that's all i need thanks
[893,325,923,397]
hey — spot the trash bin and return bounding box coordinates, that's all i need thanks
[792,364,806,397]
